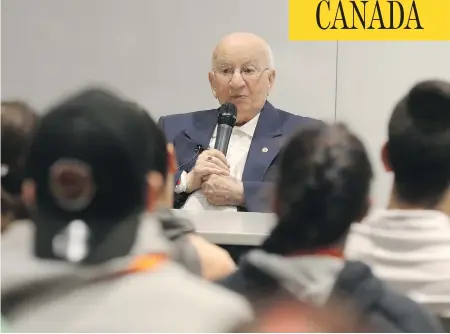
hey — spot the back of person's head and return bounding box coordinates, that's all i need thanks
[262,122,373,255]
[25,88,169,261]
[1,100,38,228]
[386,79,450,207]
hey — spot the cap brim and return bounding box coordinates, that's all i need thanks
[34,213,140,265]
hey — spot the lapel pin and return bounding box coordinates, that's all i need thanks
[262,147,268,153]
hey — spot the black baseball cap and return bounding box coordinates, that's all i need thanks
[26,88,168,263]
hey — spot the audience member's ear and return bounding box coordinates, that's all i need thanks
[163,143,176,208]
[146,172,165,213]
[381,142,393,172]
[166,143,177,176]
[21,179,36,207]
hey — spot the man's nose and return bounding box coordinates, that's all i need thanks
[229,70,246,89]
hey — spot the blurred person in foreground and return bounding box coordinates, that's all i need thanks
[239,298,370,333]
[217,122,443,332]
[1,101,38,232]
[1,99,236,281]
[0,100,37,334]
[345,79,450,318]
[1,88,251,332]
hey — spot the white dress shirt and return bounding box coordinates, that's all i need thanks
[345,209,450,317]
[181,113,260,212]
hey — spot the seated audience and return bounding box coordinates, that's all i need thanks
[1,101,38,232]
[218,122,443,332]
[1,88,251,332]
[345,79,450,318]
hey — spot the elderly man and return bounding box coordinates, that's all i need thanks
[159,32,316,212]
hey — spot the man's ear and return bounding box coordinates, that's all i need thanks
[208,72,217,99]
[268,69,276,94]
[381,142,393,172]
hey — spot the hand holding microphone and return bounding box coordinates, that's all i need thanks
[186,149,229,193]
[185,102,237,193]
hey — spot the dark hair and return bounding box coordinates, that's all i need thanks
[1,100,38,218]
[387,80,450,207]
[262,122,373,255]
[127,101,168,181]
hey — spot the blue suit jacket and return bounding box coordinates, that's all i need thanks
[158,101,316,212]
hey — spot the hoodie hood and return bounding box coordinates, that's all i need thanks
[240,249,345,306]
[236,250,444,332]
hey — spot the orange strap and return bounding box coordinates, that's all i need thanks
[127,253,168,273]
[288,247,344,259]
[90,253,169,283]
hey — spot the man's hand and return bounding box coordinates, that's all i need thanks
[186,149,230,193]
[201,174,244,206]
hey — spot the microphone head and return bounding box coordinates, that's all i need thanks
[217,102,237,127]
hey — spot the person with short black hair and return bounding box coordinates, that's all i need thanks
[1,88,251,332]
[218,122,443,332]
[345,79,450,319]
[1,100,38,232]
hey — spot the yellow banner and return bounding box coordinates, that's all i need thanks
[289,0,450,40]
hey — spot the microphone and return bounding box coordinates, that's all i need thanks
[214,102,237,156]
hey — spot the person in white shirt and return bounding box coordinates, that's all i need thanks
[345,79,450,318]
[158,32,316,213]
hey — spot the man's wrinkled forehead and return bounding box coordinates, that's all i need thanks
[212,42,269,68]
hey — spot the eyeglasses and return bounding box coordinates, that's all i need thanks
[213,65,270,82]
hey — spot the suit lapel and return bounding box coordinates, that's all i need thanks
[173,109,218,171]
[242,101,283,182]
[185,108,219,149]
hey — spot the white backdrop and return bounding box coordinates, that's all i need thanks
[1,0,337,122]
[336,42,450,207]
[2,0,450,207]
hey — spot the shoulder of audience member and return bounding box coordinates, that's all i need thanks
[378,283,444,332]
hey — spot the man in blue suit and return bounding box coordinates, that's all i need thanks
[159,32,315,213]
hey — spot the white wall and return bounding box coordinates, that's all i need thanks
[1,0,337,122]
[2,0,450,207]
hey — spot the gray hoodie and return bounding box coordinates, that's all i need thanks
[218,249,443,332]
[2,217,252,332]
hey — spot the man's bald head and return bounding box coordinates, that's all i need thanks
[212,32,274,70]
[208,32,276,124]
